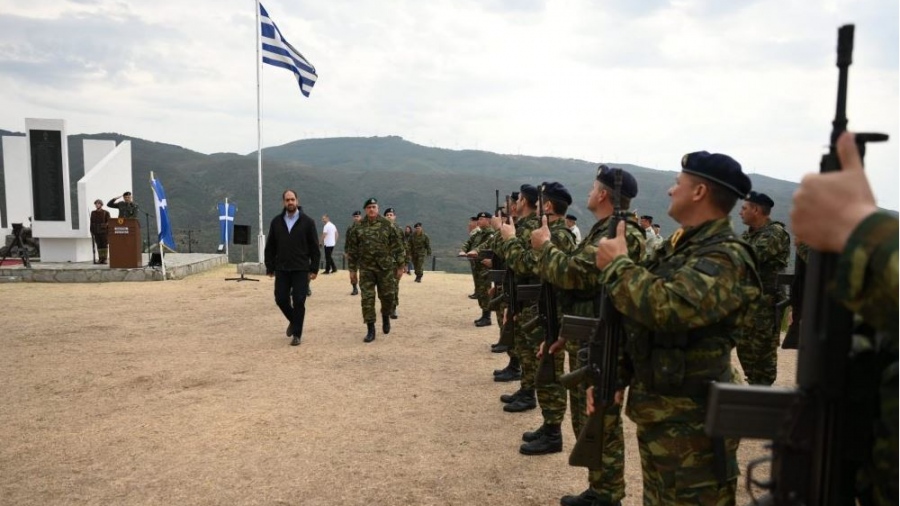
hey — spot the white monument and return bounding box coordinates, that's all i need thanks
[1,118,134,262]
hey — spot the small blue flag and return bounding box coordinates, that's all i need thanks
[218,202,236,247]
[151,176,176,251]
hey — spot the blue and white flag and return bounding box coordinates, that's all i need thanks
[150,175,176,251]
[260,3,318,97]
[218,202,236,247]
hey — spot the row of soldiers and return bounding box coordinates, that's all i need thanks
[455,143,895,505]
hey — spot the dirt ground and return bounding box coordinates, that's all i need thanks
[0,266,795,505]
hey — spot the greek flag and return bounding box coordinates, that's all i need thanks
[260,3,318,97]
[150,175,176,251]
[218,202,236,248]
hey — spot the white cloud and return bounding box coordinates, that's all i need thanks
[1,0,897,208]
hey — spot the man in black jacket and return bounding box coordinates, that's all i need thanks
[264,189,320,346]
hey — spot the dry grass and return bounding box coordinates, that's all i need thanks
[0,266,795,505]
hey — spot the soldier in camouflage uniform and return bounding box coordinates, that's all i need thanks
[791,131,897,505]
[532,166,644,506]
[497,183,577,456]
[738,191,790,385]
[594,151,761,505]
[383,208,406,319]
[408,222,432,282]
[345,198,406,343]
[460,212,496,327]
[344,210,362,295]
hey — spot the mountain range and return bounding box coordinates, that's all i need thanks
[0,129,800,271]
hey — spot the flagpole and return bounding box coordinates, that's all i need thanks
[159,240,167,279]
[255,0,265,264]
[224,197,230,258]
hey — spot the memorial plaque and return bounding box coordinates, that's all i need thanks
[29,129,66,221]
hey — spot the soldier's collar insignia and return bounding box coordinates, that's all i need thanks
[669,228,684,247]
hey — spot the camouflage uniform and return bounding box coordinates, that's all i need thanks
[738,220,790,385]
[469,226,496,311]
[536,214,644,502]
[388,222,407,311]
[831,213,898,506]
[498,215,575,425]
[408,230,432,277]
[346,216,406,323]
[599,217,761,505]
[462,227,481,293]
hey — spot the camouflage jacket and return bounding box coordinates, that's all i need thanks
[408,231,432,257]
[742,220,790,296]
[535,214,644,317]
[599,217,761,423]
[496,213,575,282]
[346,216,406,272]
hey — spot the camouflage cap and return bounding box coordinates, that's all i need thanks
[681,151,751,198]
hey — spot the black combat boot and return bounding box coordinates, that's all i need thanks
[503,389,536,412]
[522,424,546,442]
[390,309,398,319]
[500,388,526,404]
[414,274,422,282]
[363,322,376,343]
[493,356,520,376]
[468,293,478,299]
[560,488,620,506]
[490,343,509,353]
[474,310,492,327]
[493,367,521,382]
[351,284,359,295]
[382,313,391,334]
[519,423,562,455]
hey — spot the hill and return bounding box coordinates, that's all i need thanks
[0,130,800,268]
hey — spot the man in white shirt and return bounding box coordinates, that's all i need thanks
[565,214,582,244]
[321,214,339,274]
[640,214,663,260]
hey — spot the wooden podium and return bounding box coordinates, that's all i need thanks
[107,218,142,268]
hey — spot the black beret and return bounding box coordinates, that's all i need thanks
[510,191,520,201]
[541,182,572,206]
[640,215,653,221]
[565,214,577,222]
[519,184,539,203]
[352,210,361,216]
[383,207,395,215]
[469,216,477,221]
[681,151,751,198]
[414,222,422,227]
[476,211,492,219]
[596,165,639,199]
[123,191,132,196]
[363,197,377,207]
[746,191,774,208]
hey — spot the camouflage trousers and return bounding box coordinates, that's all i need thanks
[535,330,567,425]
[359,268,397,323]
[514,305,541,390]
[635,418,738,505]
[411,253,426,277]
[737,298,778,385]
[474,265,491,311]
[564,340,625,502]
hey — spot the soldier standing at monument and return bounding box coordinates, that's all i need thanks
[90,199,111,264]
[408,222,432,282]
[593,151,761,504]
[107,191,139,218]
[738,191,790,385]
[346,198,406,343]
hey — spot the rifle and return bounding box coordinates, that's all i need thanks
[781,256,806,349]
[773,273,794,339]
[532,185,562,386]
[705,25,888,504]
[561,168,627,468]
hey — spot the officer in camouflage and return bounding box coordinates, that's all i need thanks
[532,166,645,506]
[791,131,897,505]
[346,198,406,343]
[461,212,496,327]
[497,183,577,455]
[344,210,362,295]
[738,191,790,385]
[594,151,761,505]
[383,207,406,319]
[408,222,432,282]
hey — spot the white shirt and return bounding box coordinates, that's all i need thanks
[570,224,582,244]
[322,221,338,247]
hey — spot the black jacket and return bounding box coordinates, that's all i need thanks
[264,207,320,274]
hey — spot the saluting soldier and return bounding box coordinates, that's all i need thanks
[408,222,432,282]
[532,166,644,506]
[594,151,761,504]
[107,191,139,219]
[346,198,406,343]
[738,191,791,385]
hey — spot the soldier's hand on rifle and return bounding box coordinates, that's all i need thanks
[596,220,628,270]
[792,131,878,253]
[490,216,503,230]
[500,220,516,240]
[480,258,491,268]
[548,336,566,355]
[466,250,478,258]
[586,386,625,415]
[530,215,550,249]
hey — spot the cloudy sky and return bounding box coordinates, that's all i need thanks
[1,0,897,209]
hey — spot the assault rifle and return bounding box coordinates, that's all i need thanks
[560,167,628,468]
[533,184,562,386]
[781,257,806,350]
[705,24,888,504]
[773,273,794,341]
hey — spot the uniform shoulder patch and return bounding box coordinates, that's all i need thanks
[693,257,721,276]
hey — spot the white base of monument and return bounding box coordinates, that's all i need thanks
[39,238,95,262]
